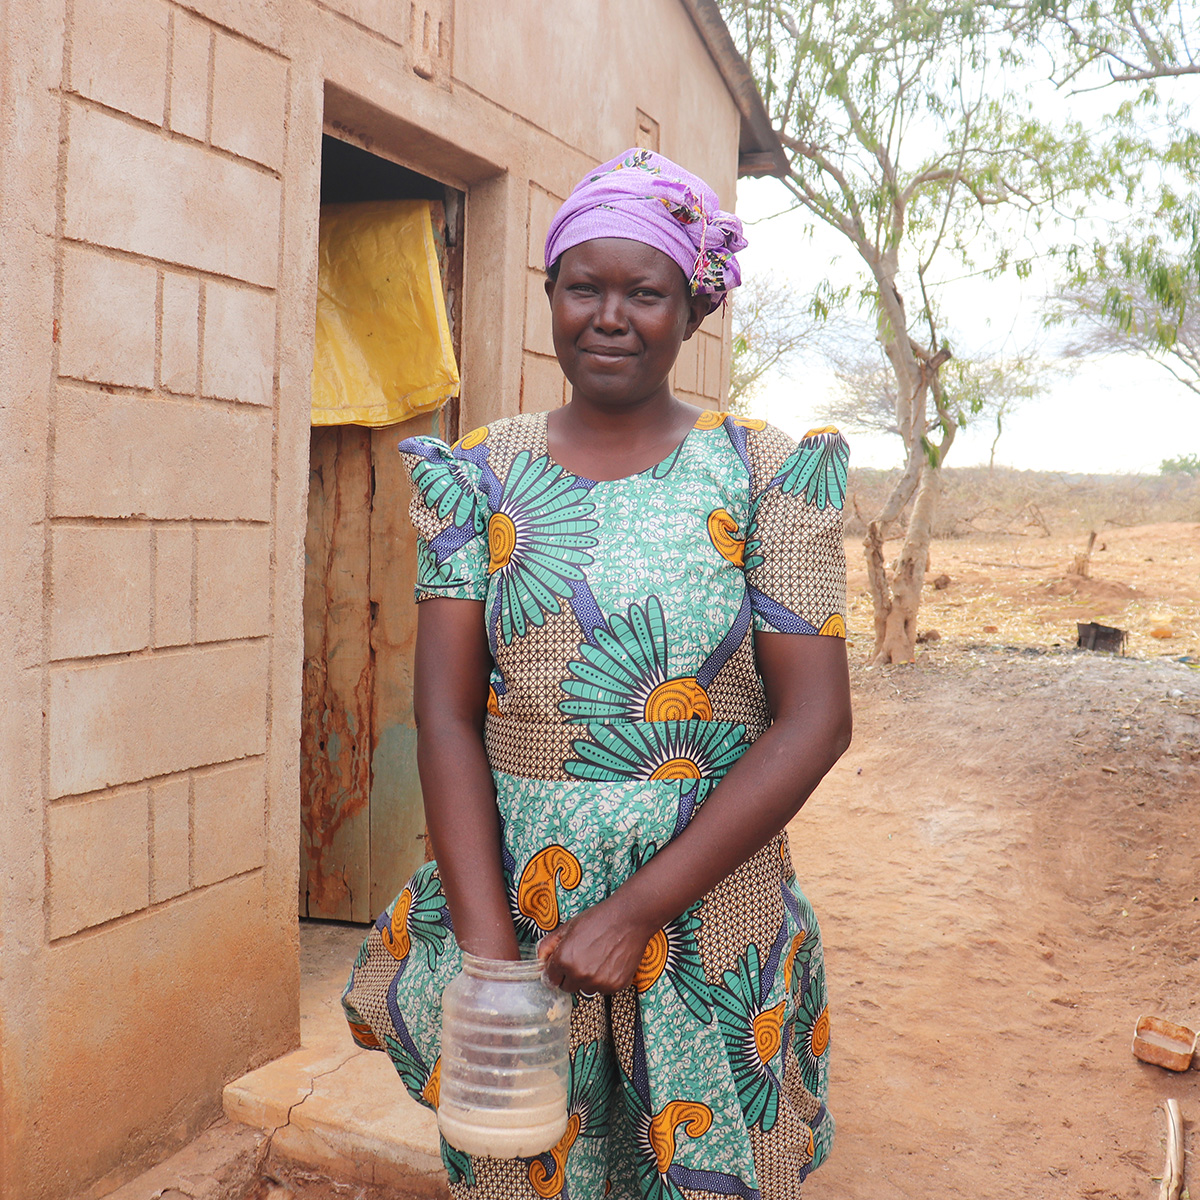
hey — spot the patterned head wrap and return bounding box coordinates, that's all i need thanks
[544,149,747,314]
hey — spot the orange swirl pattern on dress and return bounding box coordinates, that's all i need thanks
[692,410,725,430]
[753,998,788,1064]
[819,613,846,638]
[453,424,489,451]
[381,888,413,961]
[644,677,713,722]
[487,685,502,716]
[649,757,703,781]
[634,928,670,993]
[488,512,518,574]
[517,845,583,930]
[706,509,745,568]
[810,1005,831,1056]
[783,931,805,992]
[647,1100,713,1172]
[528,1112,582,1197]
[422,1056,441,1108]
[347,1020,382,1049]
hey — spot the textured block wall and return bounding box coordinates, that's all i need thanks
[0,0,305,1196]
[50,0,285,941]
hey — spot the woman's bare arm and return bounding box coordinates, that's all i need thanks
[541,631,852,993]
[413,598,521,960]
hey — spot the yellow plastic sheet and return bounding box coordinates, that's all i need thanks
[312,200,460,427]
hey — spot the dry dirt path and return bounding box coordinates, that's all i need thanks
[791,646,1199,1200]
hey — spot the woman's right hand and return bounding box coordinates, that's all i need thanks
[537,893,658,995]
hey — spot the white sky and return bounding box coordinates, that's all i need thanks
[731,112,1200,477]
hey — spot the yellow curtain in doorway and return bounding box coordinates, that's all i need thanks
[312,200,460,427]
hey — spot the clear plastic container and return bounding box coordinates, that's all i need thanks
[438,951,572,1157]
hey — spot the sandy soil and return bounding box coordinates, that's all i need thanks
[795,524,1200,1200]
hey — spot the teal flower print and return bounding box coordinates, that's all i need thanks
[713,944,784,1132]
[769,427,848,511]
[565,720,746,783]
[489,452,598,645]
[560,597,715,724]
[622,1005,719,1200]
[794,978,831,1099]
[375,864,451,970]
[409,449,485,533]
[634,911,711,1025]
[742,514,763,572]
[781,884,819,998]
[383,1033,441,1112]
[416,537,456,588]
[526,1039,613,1197]
[811,1108,835,1172]
[441,1138,475,1188]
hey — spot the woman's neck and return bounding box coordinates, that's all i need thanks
[546,394,702,482]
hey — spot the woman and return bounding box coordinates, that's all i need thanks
[344,149,852,1200]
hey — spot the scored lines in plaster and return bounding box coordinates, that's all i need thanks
[63,89,282,182]
[44,0,289,939]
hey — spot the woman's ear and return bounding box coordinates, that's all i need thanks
[682,294,711,340]
[544,276,556,306]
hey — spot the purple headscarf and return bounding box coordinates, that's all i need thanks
[544,149,747,313]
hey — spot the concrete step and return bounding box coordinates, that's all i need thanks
[222,923,447,1197]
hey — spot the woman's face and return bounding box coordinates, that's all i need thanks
[545,238,709,409]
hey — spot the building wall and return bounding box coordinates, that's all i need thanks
[0,2,743,1197]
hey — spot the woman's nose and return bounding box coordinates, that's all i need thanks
[593,290,627,332]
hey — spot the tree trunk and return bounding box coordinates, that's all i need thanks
[867,458,942,665]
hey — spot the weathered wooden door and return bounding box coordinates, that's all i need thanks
[301,171,462,921]
[300,415,441,920]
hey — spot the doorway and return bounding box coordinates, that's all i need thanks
[301,135,464,921]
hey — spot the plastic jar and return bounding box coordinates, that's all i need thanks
[438,952,572,1157]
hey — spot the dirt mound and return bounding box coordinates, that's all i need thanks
[1045,574,1144,600]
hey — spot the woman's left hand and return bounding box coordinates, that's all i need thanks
[538,895,658,996]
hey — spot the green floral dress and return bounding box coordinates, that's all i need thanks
[343,410,849,1200]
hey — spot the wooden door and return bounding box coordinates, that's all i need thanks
[300,414,441,921]
[301,187,462,921]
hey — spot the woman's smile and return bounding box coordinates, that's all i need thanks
[580,343,635,362]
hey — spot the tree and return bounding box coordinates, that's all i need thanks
[825,342,1052,468]
[1024,0,1200,87]
[1053,263,1200,393]
[727,273,842,412]
[721,0,1114,663]
[1161,453,1200,474]
[1025,0,1200,393]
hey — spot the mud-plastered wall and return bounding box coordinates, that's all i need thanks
[0,0,746,1196]
[0,1,306,1196]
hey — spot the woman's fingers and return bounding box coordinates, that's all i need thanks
[536,928,566,961]
[543,904,649,995]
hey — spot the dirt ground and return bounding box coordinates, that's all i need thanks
[796,522,1199,1199]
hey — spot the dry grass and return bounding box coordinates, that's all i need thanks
[844,465,1200,540]
[840,468,1200,660]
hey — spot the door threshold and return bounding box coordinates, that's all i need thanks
[223,923,446,1196]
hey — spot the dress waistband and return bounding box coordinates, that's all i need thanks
[485,714,752,783]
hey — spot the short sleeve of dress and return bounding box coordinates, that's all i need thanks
[744,425,849,637]
[397,435,490,603]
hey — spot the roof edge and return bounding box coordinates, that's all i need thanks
[679,0,790,178]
